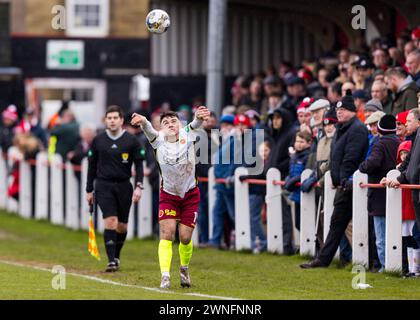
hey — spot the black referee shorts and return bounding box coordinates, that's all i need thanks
[95,179,133,223]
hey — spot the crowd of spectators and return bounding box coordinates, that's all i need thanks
[1,27,420,276]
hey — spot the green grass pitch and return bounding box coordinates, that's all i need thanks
[0,211,419,300]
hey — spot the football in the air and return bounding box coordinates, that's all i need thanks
[146,9,170,34]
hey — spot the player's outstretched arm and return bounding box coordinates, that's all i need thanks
[131,113,159,143]
[190,106,210,129]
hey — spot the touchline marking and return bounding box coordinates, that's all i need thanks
[0,260,241,300]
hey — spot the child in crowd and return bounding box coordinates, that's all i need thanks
[284,131,313,231]
[397,141,419,277]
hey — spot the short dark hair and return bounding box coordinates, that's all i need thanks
[106,105,124,118]
[296,130,313,143]
[160,111,179,123]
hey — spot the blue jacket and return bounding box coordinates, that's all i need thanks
[214,130,257,193]
[286,148,312,203]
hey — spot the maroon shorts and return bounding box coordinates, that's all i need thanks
[158,187,200,229]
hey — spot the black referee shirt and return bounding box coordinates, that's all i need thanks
[86,130,145,192]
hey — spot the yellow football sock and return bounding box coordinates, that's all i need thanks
[179,240,193,267]
[158,240,173,275]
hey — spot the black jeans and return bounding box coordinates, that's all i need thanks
[317,188,353,266]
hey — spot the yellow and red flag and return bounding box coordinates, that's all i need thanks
[88,205,100,261]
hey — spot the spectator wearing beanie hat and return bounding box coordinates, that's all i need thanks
[396,110,410,141]
[359,114,400,272]
[364,111,385,158]
[301,91,369,269]
[364,99,383,120]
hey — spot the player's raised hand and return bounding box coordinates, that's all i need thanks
[195,106,210,121]
[131,113,147,127]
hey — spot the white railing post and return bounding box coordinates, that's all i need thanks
[208,167,216,240]
[50,154,64,225]
[235,167,251,250]
[266,168,283,254]
[385,169,402,271]
[352,170,369,267]
[324,171,339,258]
[0,154,8,209]
[19,160,32,219]
[35,152,48,220]
[300,169,316,256]
[65,161,79,230]
[80,158,89,230]
[138,176,153,239]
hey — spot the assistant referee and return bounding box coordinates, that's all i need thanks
[86,105,145,272]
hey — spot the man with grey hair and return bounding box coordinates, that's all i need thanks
[371,80,392,114]
[406,49,420,88]
[384,67,419,115]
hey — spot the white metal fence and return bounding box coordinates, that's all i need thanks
[0,149,412,271]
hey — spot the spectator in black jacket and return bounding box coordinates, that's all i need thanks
[266,108,296,254]
[359,115,400,272]
[301,92,369,268]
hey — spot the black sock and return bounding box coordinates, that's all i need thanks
[104,229,117,263]
[115,232,128,259]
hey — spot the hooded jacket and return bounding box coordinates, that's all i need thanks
[265,108,296,179]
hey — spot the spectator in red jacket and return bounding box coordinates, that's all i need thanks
[397,141,419,276]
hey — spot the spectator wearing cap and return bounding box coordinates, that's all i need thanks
[364,111,385,158]
[15,108,48,148]
[219,114,235,141]
[308,98,330,143]
[396,110,410,141]
[364,99,383,120]
[353,89,370,123]
[301,92,369,269]
[266,108,296,254]
[406,49,420,88]
[384,67,419,116]
[412,27,420,49]
[260,75,284,118]
[1,105,19,153]
[404,108,420,142]
[296,97,313,129]
[282,75,307,121]
[353,58,374,92]
[371,80,393,114]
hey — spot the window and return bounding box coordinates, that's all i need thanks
[66,0,109,37]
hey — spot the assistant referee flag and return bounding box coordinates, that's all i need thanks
[88,204,101,261]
